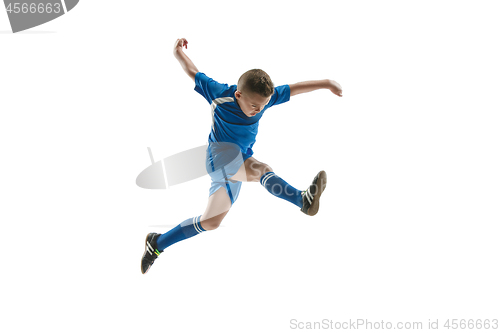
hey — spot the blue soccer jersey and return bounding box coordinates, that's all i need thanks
[194,72,290,158]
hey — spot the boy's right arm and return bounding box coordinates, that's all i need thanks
[173,38,199,82]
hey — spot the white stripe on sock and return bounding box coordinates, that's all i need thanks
[261,173,275,187]
[193,216,203,233]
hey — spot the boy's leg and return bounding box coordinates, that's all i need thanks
[141,187,231,274]
[200,186,232,230]
[156,186,231,247]
[231,157,302,207]
[230,157,327,216]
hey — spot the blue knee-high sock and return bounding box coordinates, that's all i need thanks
[260,172,303,208]
[156,216,206,251]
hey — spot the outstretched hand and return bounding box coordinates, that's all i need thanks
[174,38,188,52]
[173,37,199,81]
[329,80,343,97]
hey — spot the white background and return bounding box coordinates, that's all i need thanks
[1,1,499,332]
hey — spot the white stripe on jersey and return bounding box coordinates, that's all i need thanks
[210,97,234,130]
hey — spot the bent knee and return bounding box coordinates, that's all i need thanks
[260,163,273,175]
[202,220,222,231]
[200,212,227,230]
[250,163,273,182]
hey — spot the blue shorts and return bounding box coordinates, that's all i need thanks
[206,142,249,205]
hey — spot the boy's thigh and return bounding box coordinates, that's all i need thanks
[202,183,239,221]
[231,157,272,182]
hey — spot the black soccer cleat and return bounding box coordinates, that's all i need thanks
[301,170,327,216]
[141,233,163,274]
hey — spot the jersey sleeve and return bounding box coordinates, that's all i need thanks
[194,72,229,104]
[268,84,291,107]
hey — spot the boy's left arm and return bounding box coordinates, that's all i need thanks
[289,79,342,97]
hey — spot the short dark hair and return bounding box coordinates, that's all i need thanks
[237,69,274,97]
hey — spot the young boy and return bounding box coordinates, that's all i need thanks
[141,38,343,274]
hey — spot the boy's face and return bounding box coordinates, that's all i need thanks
[235,90,272,117]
